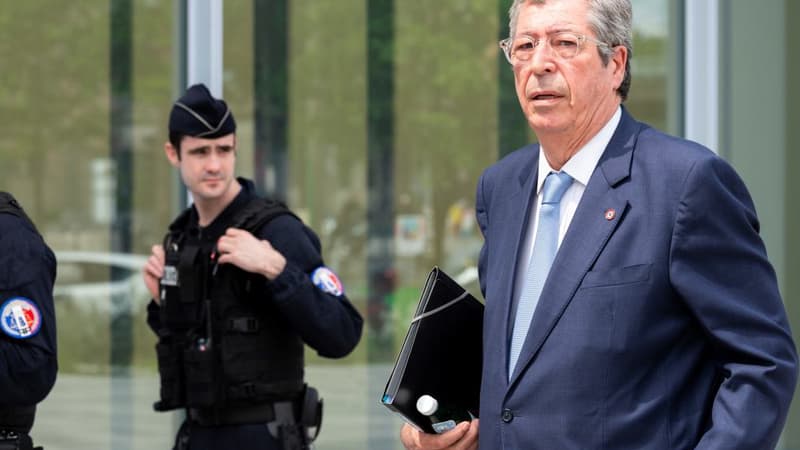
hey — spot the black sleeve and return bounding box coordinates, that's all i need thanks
[258,214,363,358]
[0,215,57,406]
[146,299,161,334]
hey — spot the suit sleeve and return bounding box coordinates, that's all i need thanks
[0,216,58,406]
[260,215,363,358]
[475,170,490,300]
[669,156,798,449]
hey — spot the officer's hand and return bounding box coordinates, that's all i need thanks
[400,420,478,450]
[143,244,165,303]
[216,228,287,280]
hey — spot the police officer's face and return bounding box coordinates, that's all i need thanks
[165,134,237,203]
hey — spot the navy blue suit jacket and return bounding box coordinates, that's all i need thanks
[475,109,797,449]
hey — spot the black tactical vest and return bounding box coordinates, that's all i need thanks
[0,192,42,433]
[154,197,306,413]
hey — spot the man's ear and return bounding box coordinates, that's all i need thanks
[611,45,628,91]
[165,142,180,167]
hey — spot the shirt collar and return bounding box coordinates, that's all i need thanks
[536,106,622,193]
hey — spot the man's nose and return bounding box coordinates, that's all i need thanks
[527,44,556,75]
[206,152,222,171]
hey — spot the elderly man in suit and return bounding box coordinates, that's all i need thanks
[401,0,798,449]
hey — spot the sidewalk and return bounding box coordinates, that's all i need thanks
[33,364,404,450]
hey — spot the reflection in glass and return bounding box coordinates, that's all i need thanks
[2,0,680,448]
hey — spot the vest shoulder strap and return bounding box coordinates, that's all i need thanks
[163,197,298,247]
[167,206,194,233]
[230,197,299,234]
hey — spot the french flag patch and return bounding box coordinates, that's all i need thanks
[1,297,42,339]
[311,267,344,297]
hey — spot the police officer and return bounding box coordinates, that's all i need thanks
[142,84,363,450]
[0,192,57,450]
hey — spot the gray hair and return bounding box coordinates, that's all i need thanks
[507,0,633,101]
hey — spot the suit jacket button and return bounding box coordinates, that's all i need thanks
[501,409,514,423]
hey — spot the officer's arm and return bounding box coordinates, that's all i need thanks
[146,300,162,334]
[0,221,58,405]
[143,244,166,334]
[259,215,363,358]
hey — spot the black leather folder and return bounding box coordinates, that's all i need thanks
[381,266,483,434]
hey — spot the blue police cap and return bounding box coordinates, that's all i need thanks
[169,84,236,138]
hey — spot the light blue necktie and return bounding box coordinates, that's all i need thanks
[508,171,573,379]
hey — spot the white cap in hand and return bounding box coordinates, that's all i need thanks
[416,394,438,416]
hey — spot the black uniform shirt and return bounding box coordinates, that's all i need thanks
[147,178,363,358]
[0,213,57,406]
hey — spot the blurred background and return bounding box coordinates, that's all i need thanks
[0,0,797,448]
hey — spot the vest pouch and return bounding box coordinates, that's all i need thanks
[161,245,204,330]
[154,340,185,411]
[221,324,269,385]
[220,331,305,404]
[183,342,219,408]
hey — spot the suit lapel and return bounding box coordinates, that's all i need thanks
[507,109,642,388]
[488,148,540,385]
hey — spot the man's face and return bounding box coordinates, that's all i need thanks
[165,134,237,204]
[512,0,626,139]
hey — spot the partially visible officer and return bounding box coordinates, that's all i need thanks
[0,192,57,450]
[142,84,363,450]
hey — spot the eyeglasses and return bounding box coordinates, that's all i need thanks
[499,31,610,66]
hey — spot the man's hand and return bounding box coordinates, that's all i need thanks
[216,228,286,280]
[143,244,165,303]
[400,420,479,450]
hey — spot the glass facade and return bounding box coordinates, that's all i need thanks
[0,1,793,448]
[1,1,179,448]
[719,1,800,449]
